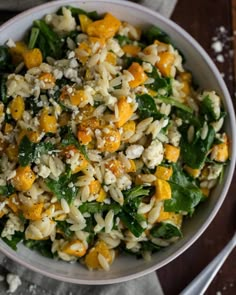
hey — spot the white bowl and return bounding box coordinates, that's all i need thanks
[0,0,235,285]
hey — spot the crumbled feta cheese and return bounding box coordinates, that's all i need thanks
[64,68,77,79]
[38,164,51,178]
[142,140,164,169]
[116,175,132,190]
[46,7,76,34]
[6,39,16,48]
[53,68,63,80]
[6,274,21,293]
[7,170,16,180]
[68,51,75,59]
[211,40,223,53]
[216,54,224,63]
[104,170,116,185]
[126,145,144,159]
[69,58,79,68]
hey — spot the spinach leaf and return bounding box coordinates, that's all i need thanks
[156,96,193,113]
[115,35,132,46]
[119,211,145,238]
[201,94,220,121]
[115,35,146,49]
[24,96,42,114]
[164,164,204,213]
[146,66,172,96]
[2,231,24,251]
[180,124,215,169]
[175,109,201,128]
[150,222,182,239]
[165,183,204,213]
[144,26,171,45]
[136,94,163,120]
[56,220,73,238]
[0,46,11,72]
[123,185,151,200]
[57,6,99,20]
[61,127,88,160]
[0,184,15,197]
[118,185,150,238]
[24,239,53,258]
[18,136,55,166]
[46,171,78,204]
[34,20,63,59]
[0,75,8,104]
[28,27,40,49]
[79,202,121,215]
[140,241,162,252]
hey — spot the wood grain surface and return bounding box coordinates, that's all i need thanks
[0,1,235,294]
[157,0,236,294]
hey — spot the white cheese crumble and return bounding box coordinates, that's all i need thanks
[216,54,224,63]
[104,170,116,185]
[142,140,164,169]
[6,39,16,48]
[211,40,223,53]
[38,164,51,178]
[6,274,21,293]
[126,145,144,159]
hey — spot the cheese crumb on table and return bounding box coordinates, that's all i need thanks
[6,274,21,293]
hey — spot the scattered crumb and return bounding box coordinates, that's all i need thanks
[0,275,5,282]
[229,282,234,287]
[6,274,22,293]
[222,285,227,291]
[216,54,224,63]
[29,284,37,295]
[220,73,225,78]
[211,40,223,53]
[216,292,222,295]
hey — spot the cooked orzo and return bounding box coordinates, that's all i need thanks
[0,6,229,271]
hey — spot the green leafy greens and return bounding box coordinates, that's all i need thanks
[18,136,55,167]
[150,222,182,239]
[164,164,205,213]
[46,169,78,204]
[180,125,215,169]
[136,94,163,120]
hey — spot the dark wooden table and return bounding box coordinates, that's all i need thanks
[157,0,236,294]
[0,1,235,294]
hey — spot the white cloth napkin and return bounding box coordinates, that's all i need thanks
[0,0,177,294]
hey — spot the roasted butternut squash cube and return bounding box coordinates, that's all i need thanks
[22,202,44,220]
[12,166,36,191]
[154,179,171,200]
[157,207,182,227]
[40,109,57,133]
[79,14,93,33]
[155,166,173,180]
[156,52,175,77]
[63,240,86,257]
[122,44,141,57]
[85,241,112,269]
[23,48,43,69]
[10,95,25,121]
[87,13,121,39]
[128,62,148,88]
[115,96,134,128]
[164,144,180,163]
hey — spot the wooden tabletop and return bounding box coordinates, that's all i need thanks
[157,0,236,294]
[0,1,235,294]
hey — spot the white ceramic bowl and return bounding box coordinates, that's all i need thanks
[0,0,235,285]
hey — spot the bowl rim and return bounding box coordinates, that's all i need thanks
[0,0,235,285]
